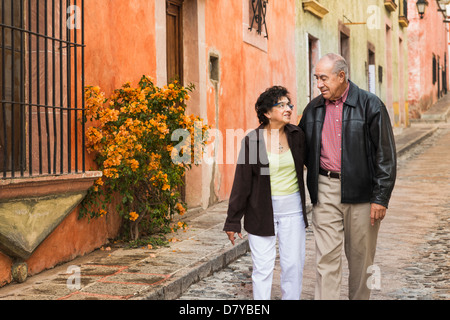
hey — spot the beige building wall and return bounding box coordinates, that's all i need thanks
[296,0,409,127]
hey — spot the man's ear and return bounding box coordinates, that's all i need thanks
[338,71,346,83]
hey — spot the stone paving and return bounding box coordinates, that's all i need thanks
[180,123,450,300]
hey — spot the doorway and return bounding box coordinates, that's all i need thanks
[166,0,184,84]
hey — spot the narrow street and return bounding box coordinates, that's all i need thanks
[180,123,450,300]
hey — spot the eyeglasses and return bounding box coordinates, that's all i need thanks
[272,102,294,110]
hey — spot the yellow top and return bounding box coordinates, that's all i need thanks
[267,149,299,196]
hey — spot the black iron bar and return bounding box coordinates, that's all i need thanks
[74,0,78,172]
[81,0,85,172]
[0,99,83,110]
[45,0,51,174]
[52,0,57,174]
[59,0,64,173]
[10,0,16,178]
[28,0,33,176]
[67,0,71,174]
[36,0,43,174]
[0,23,86,48]
[20,0,25,177]
[1,0,7,178]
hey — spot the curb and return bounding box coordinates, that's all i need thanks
[396,126,438,157]
[137,238,250,300]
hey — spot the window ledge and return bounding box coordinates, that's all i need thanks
[243,25,268,52]
[399,16,409,27]
[0,171,102,200]
[0,171,102,260]
[302,0,329,19]
[384,0,398,12]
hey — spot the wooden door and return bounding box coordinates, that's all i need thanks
[166,0,185,200]
[166,0,183,84]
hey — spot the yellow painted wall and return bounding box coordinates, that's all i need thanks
[296,0,409,127]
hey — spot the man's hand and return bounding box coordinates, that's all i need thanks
[370,203,387,226]
[225,231,243,246]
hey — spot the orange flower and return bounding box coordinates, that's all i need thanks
[175,202,186,215]
[129,211,139,221]
[129,159,139,171]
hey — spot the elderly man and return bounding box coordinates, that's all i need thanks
[299,53,396,300]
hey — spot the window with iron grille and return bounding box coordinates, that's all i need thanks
[433,54,437,84]
[248,0,268,38]
[0,0,85,179]
[401,0,408,19]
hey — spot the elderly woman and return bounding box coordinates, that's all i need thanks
[223,86,308,300]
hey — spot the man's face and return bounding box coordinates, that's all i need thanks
[314,59,347,101]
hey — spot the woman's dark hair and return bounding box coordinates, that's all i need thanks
[255,86,290,125]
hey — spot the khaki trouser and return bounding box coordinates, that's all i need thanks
[312,174,380,300]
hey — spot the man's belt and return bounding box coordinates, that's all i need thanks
[319,168,341,179]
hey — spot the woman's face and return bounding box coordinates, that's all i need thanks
[265,96,293,126]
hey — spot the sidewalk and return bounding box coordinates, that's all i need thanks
[0,102,448,300]
[413,93,450,123]
[0,201,249,300]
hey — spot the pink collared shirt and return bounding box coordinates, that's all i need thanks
[320,83,350,173]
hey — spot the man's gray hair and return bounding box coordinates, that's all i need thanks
[322,53,349,82]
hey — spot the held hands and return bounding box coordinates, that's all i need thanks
[370,203,387,226]
[225,231,243,246]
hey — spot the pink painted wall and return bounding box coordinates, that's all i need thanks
[204,0,298,201]
[408,0,449,118]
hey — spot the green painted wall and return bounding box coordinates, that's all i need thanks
[296,0,409,127]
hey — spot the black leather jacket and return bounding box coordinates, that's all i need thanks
[298,81,396,208]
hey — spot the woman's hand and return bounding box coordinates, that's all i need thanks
[225,231,243,246]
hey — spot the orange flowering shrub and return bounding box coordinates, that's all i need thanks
[80,76,209,241]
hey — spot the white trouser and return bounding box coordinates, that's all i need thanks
[248,212,306,300]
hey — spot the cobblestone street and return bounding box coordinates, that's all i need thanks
[180,123,450,300]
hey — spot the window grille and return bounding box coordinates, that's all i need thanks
[0,0,85,179]
[402,0,408,19]
[249,0,268,38]
[433,54,437,84]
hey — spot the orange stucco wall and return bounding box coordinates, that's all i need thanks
[84,0,157,94]
[0,0,299,286]
[25,204,122,273]
[204,0,298,201]
[0,0,157,286]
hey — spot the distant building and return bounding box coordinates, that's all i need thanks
[407,0,449,119]
[296,0,410,128]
